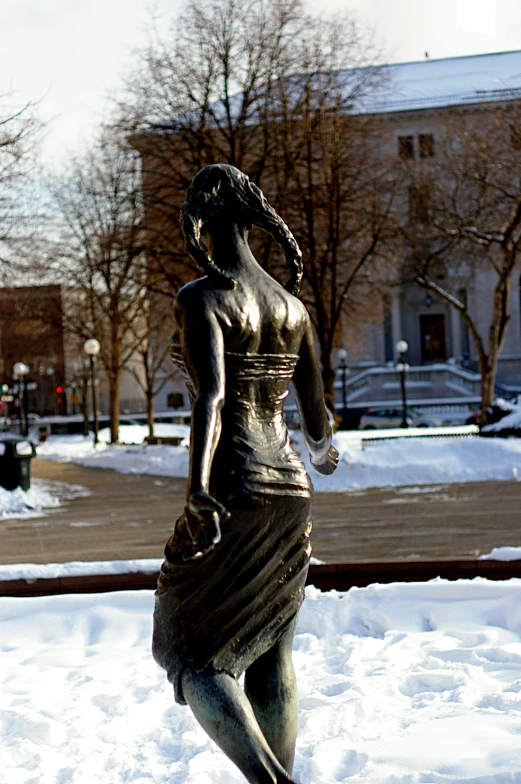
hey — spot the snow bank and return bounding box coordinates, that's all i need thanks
[37,433,190,478]
[0,482,60,519]
[307,430,521,491]
[0,477,90,520]
[4,579,521,782]
[480,546,521,561]
[37,429,521,490]
[483,401,521,432]
[0,556,324,582]
[98,423,190,446]
[0,558,163,582]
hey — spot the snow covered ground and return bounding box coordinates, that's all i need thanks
[0,556,324,582]
[37,428,521,491]
[37,428,190,479]
[0,480,90,520]
[4,579,521,783]
[98,423,190,446]
[484,401,521,432]
[318,430,521,491]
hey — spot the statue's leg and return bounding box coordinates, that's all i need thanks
[181,666,299,784]
[244,617,299,774]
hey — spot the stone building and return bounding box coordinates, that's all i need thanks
[340,50,521,410]
[133,50,521,415]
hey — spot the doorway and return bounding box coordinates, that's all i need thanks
[420,314,446,362]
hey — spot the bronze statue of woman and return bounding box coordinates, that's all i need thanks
[152,164,338,784]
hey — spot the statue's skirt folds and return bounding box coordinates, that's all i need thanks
[152,493,312,704]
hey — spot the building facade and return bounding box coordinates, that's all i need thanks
[0,284,164,419]
[133,50,521,413]
[0,285,67,417]
[337,50,521,408]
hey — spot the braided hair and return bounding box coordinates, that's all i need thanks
[181,164,303,296]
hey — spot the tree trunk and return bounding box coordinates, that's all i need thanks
[147,392,155,438]
[82,381,89,437]
[321,358,336,416]
[478,355,496,427]
[109,373,120,444]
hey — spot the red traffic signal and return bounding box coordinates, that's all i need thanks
[56,385,63,394]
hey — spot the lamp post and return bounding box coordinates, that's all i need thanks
[13,362,30,436]
[337,348,348,428]
[84,339,101,445]
[395,340,409,428]
[1,383,10,430]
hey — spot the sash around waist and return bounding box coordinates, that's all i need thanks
[224,351,298,382]
[170,340,299,383]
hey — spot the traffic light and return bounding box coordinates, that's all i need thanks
[56,385,63,406]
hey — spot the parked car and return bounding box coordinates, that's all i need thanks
[359,407,444,430]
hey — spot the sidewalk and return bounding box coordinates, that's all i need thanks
[1,459,521,564]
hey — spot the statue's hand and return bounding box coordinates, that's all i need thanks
[311,444,339,475]
[183,491,230,558]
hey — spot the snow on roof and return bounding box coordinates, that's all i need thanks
[357,50,521,115]
[145,50,521,135]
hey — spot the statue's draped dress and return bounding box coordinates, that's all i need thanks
[152,341,312,704]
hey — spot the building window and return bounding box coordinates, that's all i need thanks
[409,186,430,223]
[398,135,415,159]
[167,392,184,408]
[420,314,447,362]
[419,133,435,158]
[383,296,394,362]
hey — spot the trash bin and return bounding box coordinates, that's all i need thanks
[0,436,36,491]
[37,423,51,443]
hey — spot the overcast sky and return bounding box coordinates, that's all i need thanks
[3,0,521,166]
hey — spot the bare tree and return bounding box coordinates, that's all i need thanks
[49,132,147,443]
[117,0,395,414]
[119,0,307,294]
[401,104,521,424]
[263,20,396,409]
[0,94,42,277]
[125,292,179,436]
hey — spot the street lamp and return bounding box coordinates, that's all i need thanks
[84,339,100,445]
[337,348,348,427]
[395,340,409,428]
[13,362,30,436]
[1,383,11,430]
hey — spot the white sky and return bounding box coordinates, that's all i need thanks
[2,0,521,166]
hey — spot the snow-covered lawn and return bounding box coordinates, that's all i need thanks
[0,480,90,520]
[37,429,521,491]
[3,579,521,783]
[98,423,190,446]
[320,430,521,491]
[37,428,190,479]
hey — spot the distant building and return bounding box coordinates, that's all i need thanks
[346,50,521,367]
[0,285,157,418]
[133,50,521,413]
[0,285,67,416]
[340,50,521,409]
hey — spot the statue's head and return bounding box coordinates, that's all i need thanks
[181,164,302,295]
